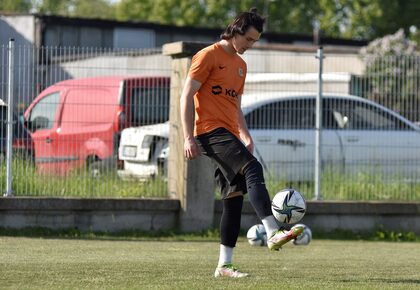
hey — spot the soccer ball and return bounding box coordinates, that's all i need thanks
[246,224,267,246]
[271,189,306,224]
[293,224,312,245]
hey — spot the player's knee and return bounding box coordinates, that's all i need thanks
[242,160,265,188]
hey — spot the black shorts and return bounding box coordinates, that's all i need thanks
[195,127,256,199]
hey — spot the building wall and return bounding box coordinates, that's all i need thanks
[0,15,35,107]
[0,15,34,45]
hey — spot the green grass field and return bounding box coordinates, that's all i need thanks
[1,236,419,289]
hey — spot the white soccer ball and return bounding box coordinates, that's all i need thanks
[293,224,312,245]
[271,189,306,224]
[246,224,267,246]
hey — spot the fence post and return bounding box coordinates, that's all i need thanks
[4,39,15,197]
[163,41,215,232]
[314,46,324,200]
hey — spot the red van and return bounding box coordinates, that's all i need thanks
[24,76,170,175]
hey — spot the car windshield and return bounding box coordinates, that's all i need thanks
[129,87,170,126]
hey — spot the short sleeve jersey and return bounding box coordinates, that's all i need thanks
[188,42,247,138]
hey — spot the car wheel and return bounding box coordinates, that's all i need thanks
[87,159,102,179]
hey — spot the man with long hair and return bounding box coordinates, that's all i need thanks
[180,8,304,278]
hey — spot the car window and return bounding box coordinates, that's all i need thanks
[129,87,170,126]
[327,98,412,130]
[245,99,316,129]
[28,92,61,131]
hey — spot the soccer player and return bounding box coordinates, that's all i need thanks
[180,7,304,278]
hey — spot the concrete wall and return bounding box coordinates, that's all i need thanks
[0,198,180,232]
[232,200,420,234]
[1,198,419,234]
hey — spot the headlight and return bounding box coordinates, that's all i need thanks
[122,145,137,157]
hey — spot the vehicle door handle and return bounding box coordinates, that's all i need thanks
[345,136,359,143]
[45,137,52,143]
[278,139,305,149]
[256,136,271,142]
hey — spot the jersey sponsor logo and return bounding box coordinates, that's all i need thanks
[225,88,238,98]
[211,85,238,98]
[212,85,222,95]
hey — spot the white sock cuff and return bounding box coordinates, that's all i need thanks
[261,215,279,237]
[218,244,234,267]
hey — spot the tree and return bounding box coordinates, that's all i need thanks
[32,0,116,19]
[72,0,116,19]
[2,0,420,43]
[319,0,420,40]
[0,0,32,12]
[116,0,206,26]
[32,0,73,16]
[116,0,262,27]
[359,29,420,120]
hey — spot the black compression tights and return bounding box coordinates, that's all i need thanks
[220,195,243,247]
[242,160,272,219]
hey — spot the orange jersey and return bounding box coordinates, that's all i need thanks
[188,42,247,138]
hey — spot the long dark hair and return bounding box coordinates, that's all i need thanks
[220,7,265,40]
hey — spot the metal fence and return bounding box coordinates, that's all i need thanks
[1,40,420,201]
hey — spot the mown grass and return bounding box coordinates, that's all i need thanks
[1,236,419,290]
[0,226,417,242]
[2,158,420,201]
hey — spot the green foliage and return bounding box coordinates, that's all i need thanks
[0,226,418,242]
[2,0,420,41]
[263,170,420,202]
[0,157,168,198]
[317,0,420,39]
[31,0,116,19]
[314,228,419,242]
[3,158,420,200]
[359,29,420,118]
[32,0,71,15]
[374,229,417,242]
[116,0,207,25]
[0,0,31,12]
[0,226,222,241]
[71,0,116,19]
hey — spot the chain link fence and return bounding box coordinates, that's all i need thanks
[1,42,420,201]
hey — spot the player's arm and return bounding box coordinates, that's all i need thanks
[180,76,202,160]
[237,94,254,154]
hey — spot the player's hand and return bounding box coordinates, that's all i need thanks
[184,138,200,160]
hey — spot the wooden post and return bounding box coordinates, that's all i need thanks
[163,41,215,232]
